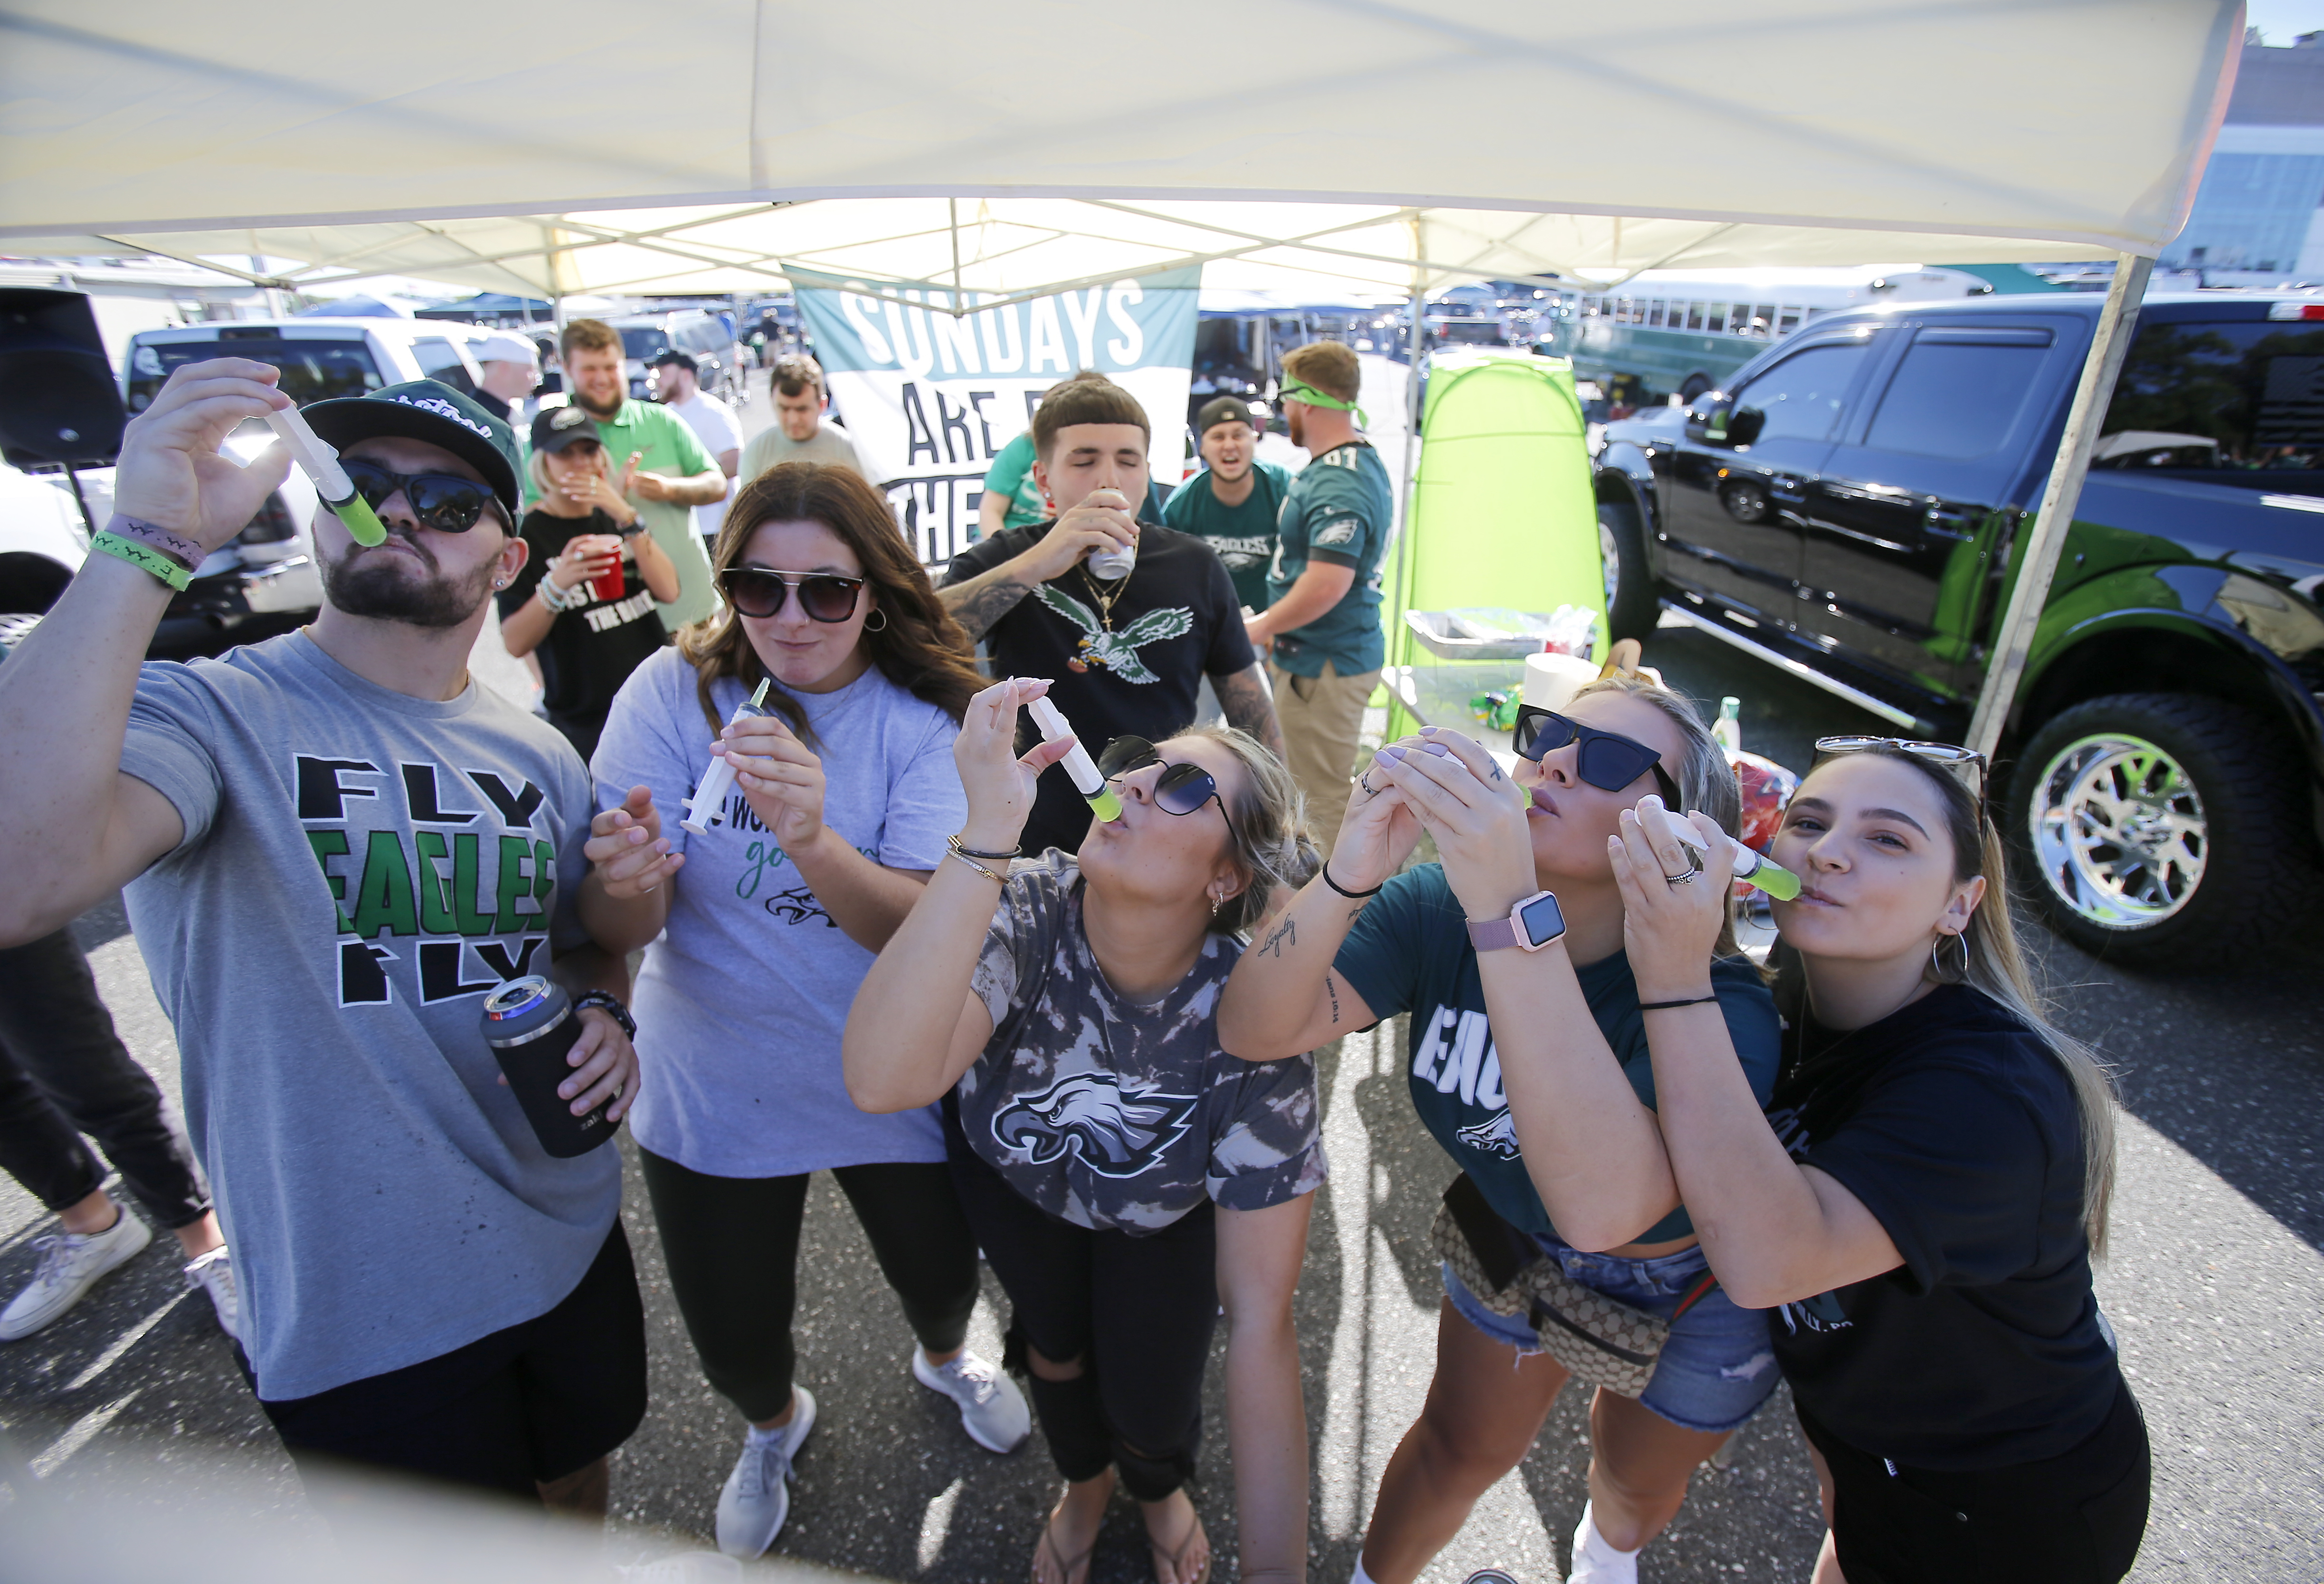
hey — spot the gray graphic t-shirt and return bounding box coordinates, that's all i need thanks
[118,632,617,1401]
[961,853,1327,1234]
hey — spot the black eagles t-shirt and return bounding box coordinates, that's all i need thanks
[1767,983,2121,1470]
[943,519,1256,855]
[499,508,668,759]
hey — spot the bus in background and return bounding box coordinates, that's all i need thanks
[1536,264,2060,411]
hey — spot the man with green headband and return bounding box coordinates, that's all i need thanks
[1246,341,1392,855]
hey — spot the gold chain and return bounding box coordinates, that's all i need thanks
[1077,564,1133,631]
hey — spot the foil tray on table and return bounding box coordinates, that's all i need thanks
[1403,609,1551,661]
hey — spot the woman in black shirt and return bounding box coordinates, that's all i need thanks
[499,410,680,760]
[1613,738,2146,1584]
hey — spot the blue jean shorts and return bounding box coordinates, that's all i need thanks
[1442,1235,1778,1434]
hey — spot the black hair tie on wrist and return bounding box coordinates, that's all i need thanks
[951,838,1020,861]
[1320,860,1384,899]
[1638,994,1719,1012]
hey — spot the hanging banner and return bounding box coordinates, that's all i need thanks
[788,267,1200,566]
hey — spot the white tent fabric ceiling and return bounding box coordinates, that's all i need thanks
[0,1,2242,299]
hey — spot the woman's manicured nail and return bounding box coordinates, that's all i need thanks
[1374,747,1401,765]
[1421,741,1451,756]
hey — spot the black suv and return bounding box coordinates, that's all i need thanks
[1593,292,2324,967]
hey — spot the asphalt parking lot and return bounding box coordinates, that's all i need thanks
[2,386,2319,1580]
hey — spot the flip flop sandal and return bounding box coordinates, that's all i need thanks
[1034,1503,1097,1584]
[1149,1512,1210,1584]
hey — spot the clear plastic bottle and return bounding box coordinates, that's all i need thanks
[1712,696,1743,757]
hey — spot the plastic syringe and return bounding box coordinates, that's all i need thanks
[681,679,772,834]
[1640,796,1802,900]
[1026,693,1123,823]
[264,403,387,546]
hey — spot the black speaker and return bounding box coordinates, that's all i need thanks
[0,289,127,468]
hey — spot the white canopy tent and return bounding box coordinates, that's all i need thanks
[0,0,2246,755]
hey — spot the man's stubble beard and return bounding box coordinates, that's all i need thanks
[574,384,625,419]
[322,536,499,630]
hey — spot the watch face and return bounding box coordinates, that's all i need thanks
[1517,891,1567,948]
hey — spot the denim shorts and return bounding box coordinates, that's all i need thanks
[1442,1234,1778,1434]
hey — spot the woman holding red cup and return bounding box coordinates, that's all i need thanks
[501,404,683,759]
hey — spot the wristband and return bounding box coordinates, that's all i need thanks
[106,514,204,571]
[537,575,575,612]
[1638,994,1719,1012]
[572,990,636,1038]
[89,531,193,592]
[1319,859,1384,899]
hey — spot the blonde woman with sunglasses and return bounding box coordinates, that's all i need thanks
[1612,737,2145,1584]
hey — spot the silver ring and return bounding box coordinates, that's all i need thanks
[1664,870,1696,886]
[1358,773,1378,796]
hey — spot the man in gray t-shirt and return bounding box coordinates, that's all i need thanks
[737,352,866,483]
[0,364,650,1513]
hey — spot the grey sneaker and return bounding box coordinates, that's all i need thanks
[617,1554,743,1583]
[715,1386,816,1559]
[184,1246,240,1343]
[912,1345,1030,1453]
[0,1208,152,1341]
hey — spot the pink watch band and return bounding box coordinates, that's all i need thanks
[1467,916,1519,952]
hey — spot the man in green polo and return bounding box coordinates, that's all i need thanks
[557,318,727,629]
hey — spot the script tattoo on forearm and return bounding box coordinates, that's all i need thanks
[1213,664,1285,757]
[1259,916,1296,958]
[939,572,1036,642]
[1325,971,1341,1025]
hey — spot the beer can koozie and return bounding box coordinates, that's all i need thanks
[480,976,618,1158]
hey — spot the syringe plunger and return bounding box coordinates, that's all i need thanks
[1027,693,1123,823]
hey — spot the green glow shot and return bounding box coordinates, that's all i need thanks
[1026,692,1123,823]
[1733,849,1802,900]
[331,493,388,547]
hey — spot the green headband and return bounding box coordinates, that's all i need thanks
[1279,379,1368,427]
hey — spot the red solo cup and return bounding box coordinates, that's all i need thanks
[588,540,626,602]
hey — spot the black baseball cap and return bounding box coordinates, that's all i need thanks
[649,348,697,373]
[304,380,523,516]
[1196,395,1261,435]
[530,402,603,456]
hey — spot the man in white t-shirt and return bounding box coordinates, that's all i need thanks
[736,353,865,483]
[650,350,742,550]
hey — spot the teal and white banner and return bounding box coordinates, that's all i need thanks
[789,267,1200,564]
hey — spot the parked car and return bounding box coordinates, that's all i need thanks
[123,316,502,411]
[1592,291,2324,967]
[607,310,747,406]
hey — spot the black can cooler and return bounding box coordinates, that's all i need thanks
[480,976,619,1158]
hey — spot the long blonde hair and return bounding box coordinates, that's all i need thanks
[1172,722,1320,935]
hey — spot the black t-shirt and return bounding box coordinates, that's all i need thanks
[1766,983,2119,1470]
[942,519,1256,855]
[498,508,669,751]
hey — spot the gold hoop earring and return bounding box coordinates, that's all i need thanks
[1928,930,1969,985]
[862,608,889,632]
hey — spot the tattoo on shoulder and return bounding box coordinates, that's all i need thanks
[1326,972,1342,1025]
[1260,916,1297,958]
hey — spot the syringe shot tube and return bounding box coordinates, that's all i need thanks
[264,403,387,547]
[681,679,773,834]
[1640,796,1802,900]
[1026,693,1123,824]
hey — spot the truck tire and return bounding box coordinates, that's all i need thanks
[2007,693,2316,968]
[1597,499,1659,643]
[1679,373,1712,402]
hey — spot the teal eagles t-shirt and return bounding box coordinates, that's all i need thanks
[1163,460,1290,612]
[981,433,1049,533]
[1267,439,1393,678]
[1332,865,1781,1246]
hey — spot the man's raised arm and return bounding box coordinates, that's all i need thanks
[0,360,294,943]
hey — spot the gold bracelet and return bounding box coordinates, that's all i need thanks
[944,835,1005,884]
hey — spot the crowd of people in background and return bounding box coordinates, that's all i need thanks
[0,333,2149,1584]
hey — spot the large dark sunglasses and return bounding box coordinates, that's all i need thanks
[1511,704,1682,804]
[342,459,501,534]
[1813,735,1988,802]
[719,565,867,622]
[1095,736,1240,843]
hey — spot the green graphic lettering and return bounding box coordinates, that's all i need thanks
[736,838,790,899]
[494,835,534,930]
[533,839,557,903]
[351,830,418,939]
[414,831,458,935]
[306,829,355,933]
[450,832,495,937]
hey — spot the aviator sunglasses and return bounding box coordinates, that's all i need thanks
[1510,704,1682,804]
[718,565,868,622]
[1812,735,1989,802]
[341,459,502,534]
[1095,736,1240,843]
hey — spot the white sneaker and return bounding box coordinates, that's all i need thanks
[617,1554,743,1583]
[184,1245,240,1343]
[715,1386,816,1559]
[0,1208,152,1340]
[1567,1500,1641,1584]
[912,1345,1031,1453]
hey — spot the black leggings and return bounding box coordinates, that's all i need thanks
[948,1134,1217,1502]
[1800,1377,2151,1584]
[638,1149,980,1424]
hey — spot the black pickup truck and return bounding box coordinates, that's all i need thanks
[1592,292,2324,967]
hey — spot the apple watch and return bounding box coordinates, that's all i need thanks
[1468,890,1567,953]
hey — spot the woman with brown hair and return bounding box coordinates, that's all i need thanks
[582,463,1031,1560]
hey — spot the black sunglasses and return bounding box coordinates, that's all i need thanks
[342,459,502,534]
[1096,736,1239,843]
[719,565,867,622]
[1510,705,1682,804]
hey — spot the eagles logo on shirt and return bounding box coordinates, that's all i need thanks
[990,1070,1198,1178]
[1313,515,1363,549]
[1035,585,1195,683]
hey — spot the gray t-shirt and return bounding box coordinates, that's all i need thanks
[739,418,866,484]
[590,646,964,1176]
[118,631,617,1401]
[961,853,1327,1234]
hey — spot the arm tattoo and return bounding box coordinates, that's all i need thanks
[1213,663,1285,757]
[939,568,1036,643]
[1325,971,1342,1025]
[1259,916,1297,958]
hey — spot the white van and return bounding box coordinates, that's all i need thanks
[123,316,507,411]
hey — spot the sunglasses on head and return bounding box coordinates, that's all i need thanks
[1510,704,1682,804]
[718,565,867,622]
[1095,736,1239,843]
[341,459,502,534]
[1812,736,1989,802]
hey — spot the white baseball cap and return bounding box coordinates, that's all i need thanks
[474,330,541,366]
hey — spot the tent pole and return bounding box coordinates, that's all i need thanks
[1965,252,2153,764]
[1382,219,1427,737]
